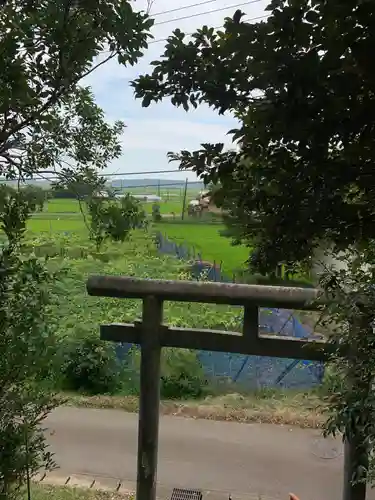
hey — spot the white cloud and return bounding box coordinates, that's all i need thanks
[84,0,270,177]
[104,118,239,182]
[121,118,235,151]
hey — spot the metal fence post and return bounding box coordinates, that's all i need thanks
[136,296,163,500]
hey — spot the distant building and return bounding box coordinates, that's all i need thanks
[116,194,161,203]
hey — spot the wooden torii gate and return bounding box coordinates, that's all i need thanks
[87,275,368,500]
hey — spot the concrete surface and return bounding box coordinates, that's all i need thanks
[44,407,375,500]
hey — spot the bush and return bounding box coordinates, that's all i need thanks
[87,195,146,250]
[61,335,122,395]
[320,365,344,396]
[0,250,60,499]
[152,203,162,222]
[237,271,314,288]
[160,349,207,399]
[126,347,207,399]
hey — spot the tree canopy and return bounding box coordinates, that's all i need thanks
[0,1,153,496]
[0,0,153,185]
[132,0,375,273]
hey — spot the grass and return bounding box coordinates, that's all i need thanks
[154,222,251,275]
[45,230,242,339]
[122,185,200,197]
[44,188,199,218]
[30,484,130,500]
[46,199,82,213]
[142,200,184,215]
[29,188,216,235]
[45,198,185,215]
[62,389,326,429]
[27,217,87,233]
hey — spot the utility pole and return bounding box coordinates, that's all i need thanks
[181,178,188,220]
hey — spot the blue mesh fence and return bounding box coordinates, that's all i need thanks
[116,231,324,390]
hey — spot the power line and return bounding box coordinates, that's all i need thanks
[116,181,203,189]
[100,9,268,54]
[20,168,189,182]
[149,13,267,45]
[152,0,217,17]
[102,168,183,177]
[153,0,262,27]
[0,169,191,182]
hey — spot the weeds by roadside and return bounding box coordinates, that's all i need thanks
[29,484,131,500]
[61,389,326,429]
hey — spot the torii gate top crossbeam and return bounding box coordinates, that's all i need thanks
[87,275,321,309]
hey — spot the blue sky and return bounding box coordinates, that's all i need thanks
[84,0,269,182]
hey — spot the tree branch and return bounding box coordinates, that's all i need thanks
[79,53,117,81]
[0,0,118,157]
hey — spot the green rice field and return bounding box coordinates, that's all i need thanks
[14,192,250,274]
[155,222,250,274]
[42,189,197,216]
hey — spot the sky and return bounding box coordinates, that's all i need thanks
[83,0,270,182]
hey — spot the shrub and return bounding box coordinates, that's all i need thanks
[61,335,122,395]
[152,203,162,222]
[126,347,207,399]
[0,250,60,499]
[320,366,344,397]
[87,195,146,250]
[160,349,207,399]
[236,270,314,288]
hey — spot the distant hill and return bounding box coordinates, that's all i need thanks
[110,178,204,189]
[0,177,204,190]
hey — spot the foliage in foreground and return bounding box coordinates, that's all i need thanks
[0,258,59,500]
[132,0,375,275]
[0,196,61,499]
[0,1,153,496]
[0,0,152,184]
[317,250,375,487]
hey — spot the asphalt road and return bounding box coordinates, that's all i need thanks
[44,407,375,500]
